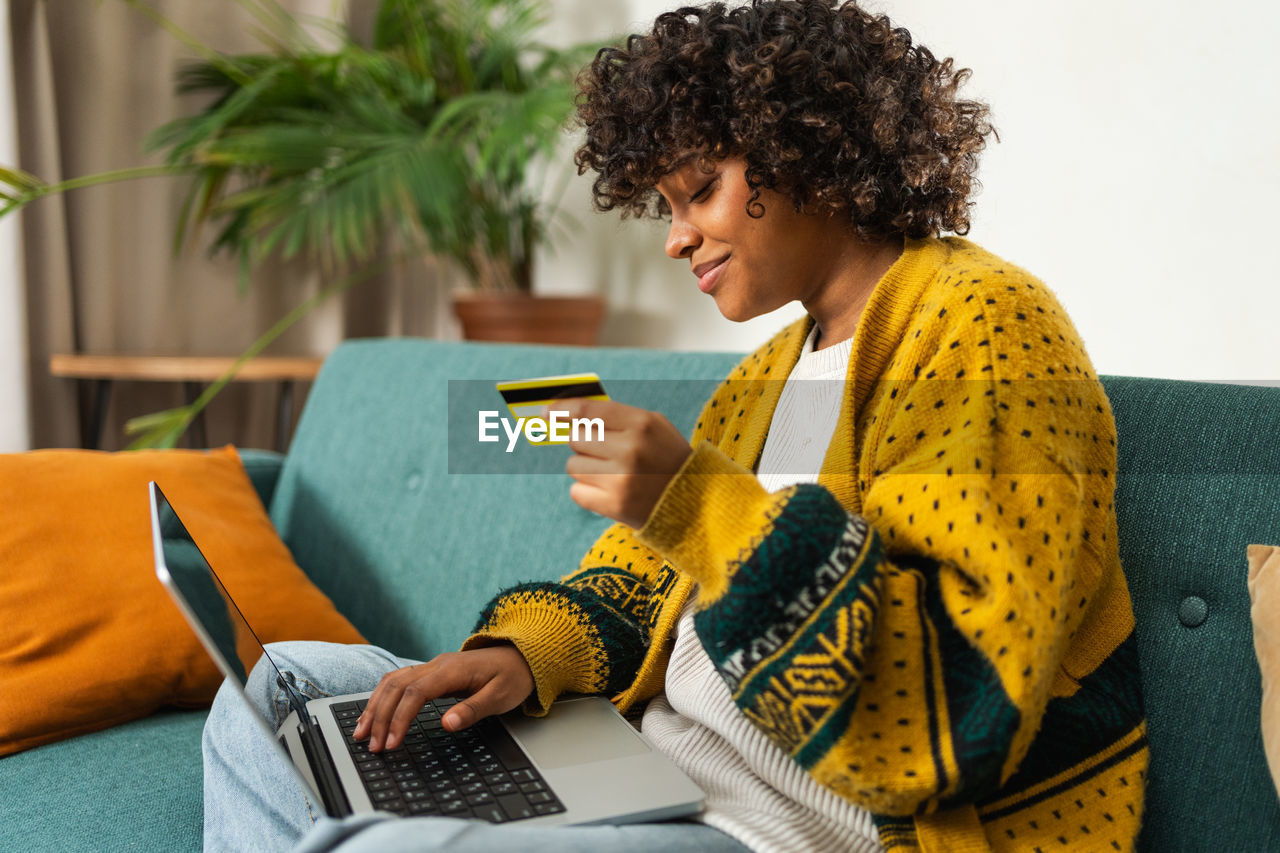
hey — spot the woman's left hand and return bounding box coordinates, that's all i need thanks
[554,398,692,529]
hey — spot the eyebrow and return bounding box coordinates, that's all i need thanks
[665,152,701,172]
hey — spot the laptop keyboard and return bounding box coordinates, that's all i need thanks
[332,697,566,822]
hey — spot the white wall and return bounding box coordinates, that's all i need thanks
[0,3,31,451]
[536,0,1280,381]
[2,0,1274,407]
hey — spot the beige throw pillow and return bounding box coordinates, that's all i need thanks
[1248,543,1280,798]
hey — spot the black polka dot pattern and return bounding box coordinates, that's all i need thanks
[468,237,1146,852]
[668,237,1145,849]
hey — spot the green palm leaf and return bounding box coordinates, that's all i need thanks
[58,0,609,293]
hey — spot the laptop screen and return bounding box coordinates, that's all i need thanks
[149,482,285,691]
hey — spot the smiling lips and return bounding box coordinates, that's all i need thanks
[693,255,730,293]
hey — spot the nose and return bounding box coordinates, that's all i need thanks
[665,216,700,260]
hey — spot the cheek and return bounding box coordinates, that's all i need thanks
[714,265,791,321]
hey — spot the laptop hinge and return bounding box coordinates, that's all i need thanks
[279,672,351,818]
[296,714,352,818]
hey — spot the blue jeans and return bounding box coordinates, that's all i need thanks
[203,641,751,852]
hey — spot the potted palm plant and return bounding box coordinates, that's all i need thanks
[147,0,605,343]
[1,0,608,446]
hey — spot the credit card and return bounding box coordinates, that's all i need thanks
[495,373,609,447]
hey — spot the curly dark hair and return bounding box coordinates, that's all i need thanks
[574,0,998,240]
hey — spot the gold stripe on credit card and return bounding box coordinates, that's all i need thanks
[495,373,609,446]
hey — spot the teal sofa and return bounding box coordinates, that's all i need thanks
[2,339,1278,851]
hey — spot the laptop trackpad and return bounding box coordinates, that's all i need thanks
[504,697,649,770]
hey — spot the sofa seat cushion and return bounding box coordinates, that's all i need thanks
[0,709,207,852]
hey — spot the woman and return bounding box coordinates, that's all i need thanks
[205,2,1148,850]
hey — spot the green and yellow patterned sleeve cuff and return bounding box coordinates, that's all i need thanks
[461,579,649,716]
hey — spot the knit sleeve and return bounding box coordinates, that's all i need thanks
[636,367,1126,818]
[460,522,673,716]
[458,333,795,717]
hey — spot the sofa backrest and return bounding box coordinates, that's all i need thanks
[270,339,740,659]
[272,339,1280,851]
[1106,377,1280,850]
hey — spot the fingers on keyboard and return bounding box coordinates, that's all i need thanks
[333,699,565,823]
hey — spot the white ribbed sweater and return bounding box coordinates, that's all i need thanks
[640,328,883,853]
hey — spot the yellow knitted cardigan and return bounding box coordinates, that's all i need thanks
[464,236,1148,851]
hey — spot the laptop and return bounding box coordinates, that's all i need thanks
[148,481,704,826]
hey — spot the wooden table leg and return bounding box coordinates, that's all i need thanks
[182,382,209,449]
[276,380,294,453]
[87,379,112,450]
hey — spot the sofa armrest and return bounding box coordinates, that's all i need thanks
[235,448,284,511]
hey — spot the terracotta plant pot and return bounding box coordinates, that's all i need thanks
[452,293,606,346]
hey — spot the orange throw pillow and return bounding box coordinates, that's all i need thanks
[0,446,366,756]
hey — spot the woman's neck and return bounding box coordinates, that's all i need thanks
[807,234,905,351]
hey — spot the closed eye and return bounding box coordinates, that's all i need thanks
[690,176,719,204]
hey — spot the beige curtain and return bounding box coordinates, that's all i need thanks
[10,0,457,451]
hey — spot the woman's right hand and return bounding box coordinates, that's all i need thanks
[352,644,534,752]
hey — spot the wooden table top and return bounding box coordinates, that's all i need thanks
[49,354,325,382]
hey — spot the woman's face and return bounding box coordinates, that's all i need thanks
[655,157,857,324]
